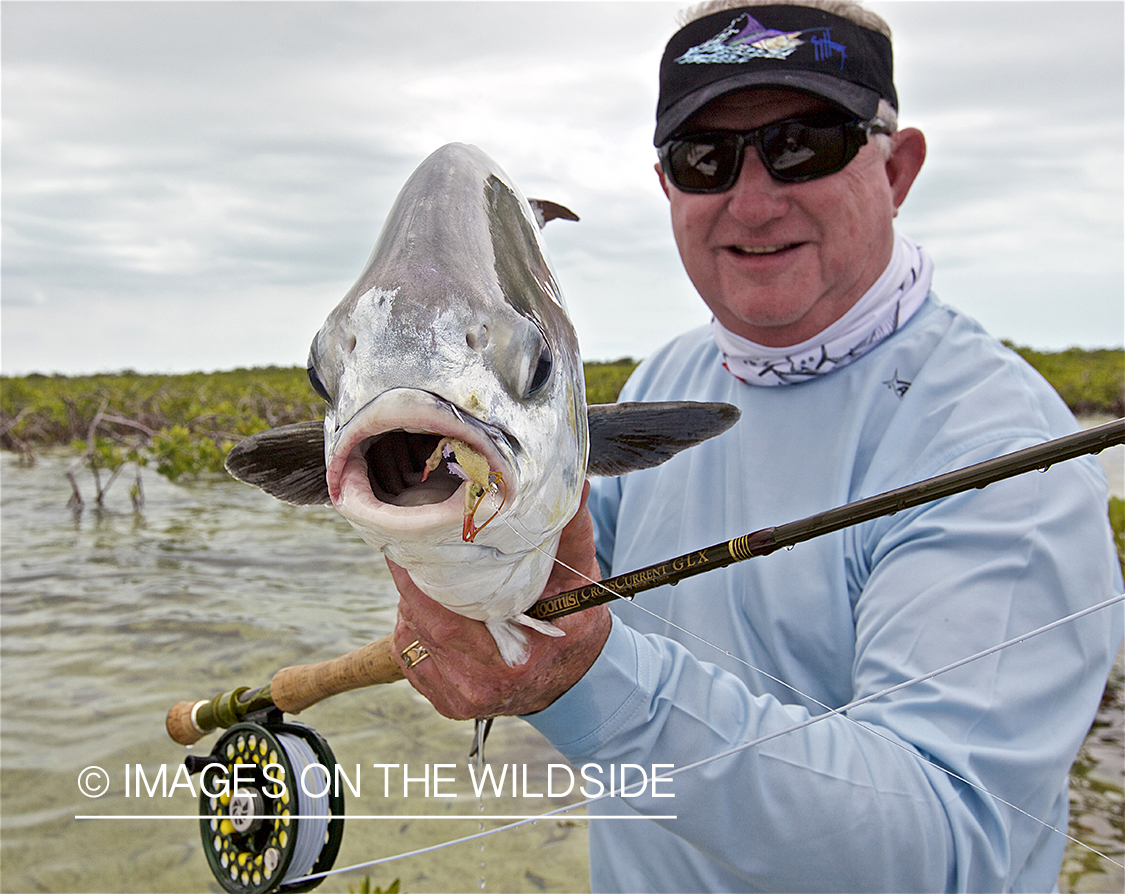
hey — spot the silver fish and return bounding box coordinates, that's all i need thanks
[226,143,738,665]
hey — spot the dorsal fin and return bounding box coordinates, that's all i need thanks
[528,198,579,228]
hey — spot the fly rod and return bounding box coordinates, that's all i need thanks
[167,416,1125,746]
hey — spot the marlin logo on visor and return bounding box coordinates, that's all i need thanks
[677,13,846,68]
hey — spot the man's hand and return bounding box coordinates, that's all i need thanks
[390,481,611,719]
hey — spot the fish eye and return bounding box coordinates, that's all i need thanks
[527,342,552,396]
[307,365,331,401]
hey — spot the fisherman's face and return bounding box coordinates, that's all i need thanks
[657,88,923,347]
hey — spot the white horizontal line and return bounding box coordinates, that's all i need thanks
[75,814,676,821]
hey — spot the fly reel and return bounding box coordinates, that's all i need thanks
[190,720,344,893]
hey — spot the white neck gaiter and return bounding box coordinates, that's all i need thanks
[711,233,933,386]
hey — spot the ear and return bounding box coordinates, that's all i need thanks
[655,161,671,200]
[885,127,926,211]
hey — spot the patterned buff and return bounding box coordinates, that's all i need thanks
[712,233,933,386]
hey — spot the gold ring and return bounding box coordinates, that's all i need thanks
[401,639,430,669]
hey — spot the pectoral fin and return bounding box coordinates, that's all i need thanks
[585,401,740,477]
[224,420,330,505]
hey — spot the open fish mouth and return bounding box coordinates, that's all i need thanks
[326,389,513,538]
[360,430,461,506]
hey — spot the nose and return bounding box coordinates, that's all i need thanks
[466,322,489,352]
[724,147,789,227]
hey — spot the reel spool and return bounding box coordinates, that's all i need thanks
[195,721,344,893]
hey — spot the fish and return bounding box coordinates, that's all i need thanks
[225,143,739,666]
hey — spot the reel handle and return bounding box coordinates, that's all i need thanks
[166,634,404,746]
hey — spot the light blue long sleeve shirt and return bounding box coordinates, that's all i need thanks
[527,297,1123,892]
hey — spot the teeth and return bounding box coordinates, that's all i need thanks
[732,244,789,255]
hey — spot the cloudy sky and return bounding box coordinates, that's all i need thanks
[2,0,1122,376]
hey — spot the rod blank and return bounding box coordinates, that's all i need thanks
[529,417,1125,621]
[166,417,1125,744]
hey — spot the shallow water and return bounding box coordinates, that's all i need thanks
[1,451,588,894]
[1,443,1122,893]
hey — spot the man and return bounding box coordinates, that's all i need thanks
[390,2,1124,890]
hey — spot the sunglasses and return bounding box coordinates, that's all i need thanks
[658,114,891,192]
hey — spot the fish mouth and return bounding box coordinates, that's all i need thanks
[326,389,514,535]
[361,431,456,506]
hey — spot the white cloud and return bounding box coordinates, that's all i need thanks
[2,1,1121,375]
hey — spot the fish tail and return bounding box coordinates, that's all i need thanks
[485,615,565,666]
[486,619,531,666]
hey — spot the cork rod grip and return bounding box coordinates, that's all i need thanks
[269,634,404,714]
[166,700,210,746]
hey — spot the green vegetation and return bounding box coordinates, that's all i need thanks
[1007,344,1124,417]
[1,366,322,448]
[1110,497,1125,576]
[0,362,643,479]
[1,367,323,489]
[583,358,638,405]
[0,348,1119,501]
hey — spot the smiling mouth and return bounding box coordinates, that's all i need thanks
[729,243,802,256]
